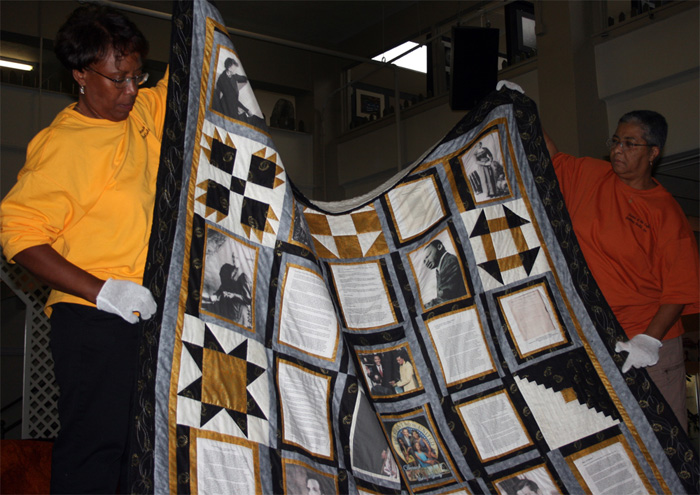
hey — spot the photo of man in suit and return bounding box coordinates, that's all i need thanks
[422,239,467,308]
[366,354,395,396]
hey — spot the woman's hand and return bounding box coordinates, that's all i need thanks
[12,244,157,323]
[614,334,662,372]
[96,278,157,323]
[496,80,524,94]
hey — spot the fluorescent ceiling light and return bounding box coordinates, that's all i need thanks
[373,41,427,73]
[0,59,34,71]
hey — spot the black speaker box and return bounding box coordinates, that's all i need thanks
[449,26,499,111]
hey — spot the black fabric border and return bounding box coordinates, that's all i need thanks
[128,1,193,492]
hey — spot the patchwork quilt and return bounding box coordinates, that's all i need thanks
[128,1,699,493]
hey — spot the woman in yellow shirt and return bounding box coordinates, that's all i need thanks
[0,4,168,492]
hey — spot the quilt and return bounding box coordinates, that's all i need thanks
[128,1,699,493]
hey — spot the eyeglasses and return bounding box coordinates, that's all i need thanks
[606,138,654,151]
[86,67,149,89]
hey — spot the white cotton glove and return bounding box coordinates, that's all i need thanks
[96,278,157,324]
[614,334,662,373]
[496,80,525,94]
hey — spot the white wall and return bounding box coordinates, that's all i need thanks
[595,11,699,155]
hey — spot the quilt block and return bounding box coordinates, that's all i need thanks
[128,1,699,493]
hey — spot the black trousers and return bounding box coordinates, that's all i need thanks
[49,303,139,494]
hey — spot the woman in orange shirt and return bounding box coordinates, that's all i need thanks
[545,111,698,431]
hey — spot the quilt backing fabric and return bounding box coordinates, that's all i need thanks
[128,1,699,493]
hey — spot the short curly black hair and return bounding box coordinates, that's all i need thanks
[54,3,148,71]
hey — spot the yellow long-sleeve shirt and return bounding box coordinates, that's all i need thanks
[0,74,168,313]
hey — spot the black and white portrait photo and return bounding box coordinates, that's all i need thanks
[210,46,265,128]
[409,230,469,310]
[200,227,257,329]
[461,131,512,203]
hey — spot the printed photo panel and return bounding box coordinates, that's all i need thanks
[385,173,448,244]
[190,429,262,495]
[199,225,258,331]
[456,389,534,463]
[349,390,401,486]
[282,459,338,495]
[493,464,560,495]
[210,43,266,130]
[408,228,470,311]
[382,407,462,493]
[328,260,398,331]
[458,127,513,205]
[495,279,569,360]
[423,305,497,387]
[356,344,424,399]
[277,263,340,361]
[276,358,334,460]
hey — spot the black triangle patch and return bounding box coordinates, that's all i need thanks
[246,390,267,420]
[183,342,203,371]
[519,247,540,275]
[200,403,225,427]
[177,376,202,402]
[225,408,249,437]
[229,340,248,359]
[469,210,491,238]
[503,206,530,229]
[247,362,266,384]
[478,259,503,284]
[203,324,225,353]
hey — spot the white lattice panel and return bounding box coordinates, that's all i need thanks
[0,251,58,439]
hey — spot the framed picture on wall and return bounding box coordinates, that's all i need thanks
[355,88,385,119]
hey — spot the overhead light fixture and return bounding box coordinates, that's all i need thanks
[0,59,34,71]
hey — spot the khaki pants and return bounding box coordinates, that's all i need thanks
[647,336,687,431]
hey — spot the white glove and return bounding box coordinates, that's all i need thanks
[614,334,662,373]
[496,80,524,94]
[96,278,157,324]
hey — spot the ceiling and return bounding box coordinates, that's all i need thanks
[214,1,420,48]
[120,1,493,59]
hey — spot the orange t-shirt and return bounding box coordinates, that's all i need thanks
[552,152,699,340]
